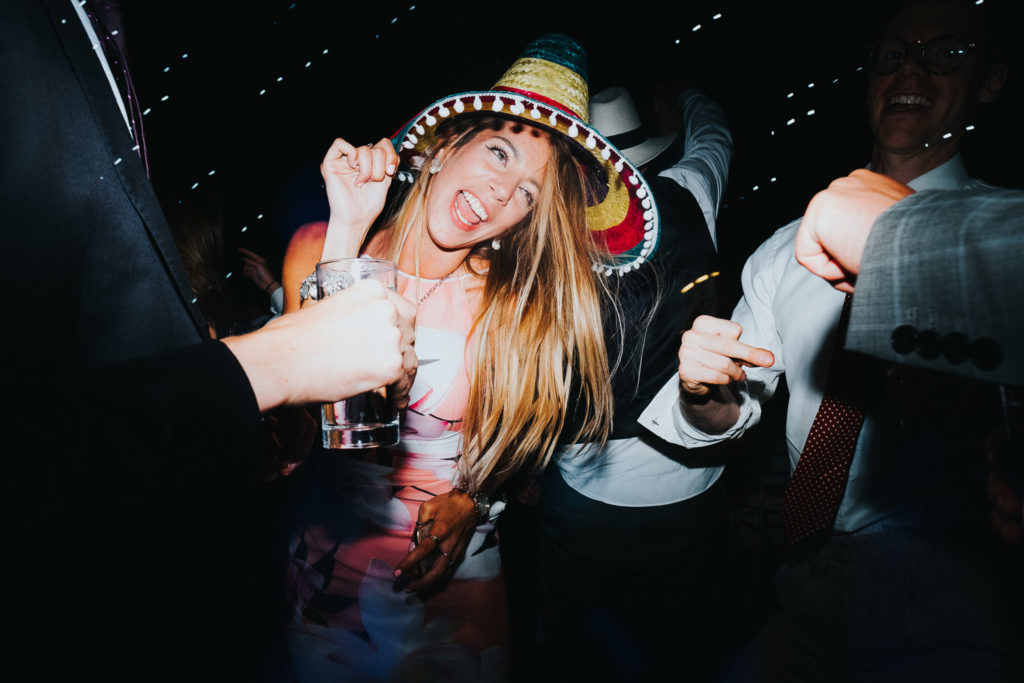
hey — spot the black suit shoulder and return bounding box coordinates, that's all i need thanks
[2,0,206,370]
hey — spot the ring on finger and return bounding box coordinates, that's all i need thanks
[429,534,442,547]
[438,548,452,560]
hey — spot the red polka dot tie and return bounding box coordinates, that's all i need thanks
[780,294,871,544]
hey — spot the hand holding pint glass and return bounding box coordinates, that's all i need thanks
[317,258,402,448]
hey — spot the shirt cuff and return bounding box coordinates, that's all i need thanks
[638,374,753,447]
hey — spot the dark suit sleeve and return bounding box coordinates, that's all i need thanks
[848,189,1024,386]
[1,4,280,675]
[11,340,265,563]
[4,340,274,677]
[72,340,265,486]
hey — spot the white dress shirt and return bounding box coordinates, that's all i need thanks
[640,155,993,530]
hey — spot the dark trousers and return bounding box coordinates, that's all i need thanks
[727,526,1024,682]
[538,466,731,682]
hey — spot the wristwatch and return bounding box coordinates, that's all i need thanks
[467,490,492,525]
[456,487,492,525]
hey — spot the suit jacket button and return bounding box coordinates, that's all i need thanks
[891,325,917,355]
[941,332,970,365]
[916,330,941,360]
[970,338,1002,371]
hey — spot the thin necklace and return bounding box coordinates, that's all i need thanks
[418,269,456,304]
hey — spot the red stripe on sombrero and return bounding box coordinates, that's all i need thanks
[590,192,647,255]
[493,86,581,119]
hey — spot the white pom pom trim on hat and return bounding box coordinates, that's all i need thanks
[391,90,663,277]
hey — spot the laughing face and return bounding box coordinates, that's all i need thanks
[867,0,1002,161]
[423,120,551,255]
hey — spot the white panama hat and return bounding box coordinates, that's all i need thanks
[589,86,678,169]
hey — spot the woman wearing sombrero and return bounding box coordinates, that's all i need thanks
[283,34,658,680]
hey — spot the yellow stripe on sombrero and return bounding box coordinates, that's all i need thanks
[587,165,630,232]
[494,57,589,122]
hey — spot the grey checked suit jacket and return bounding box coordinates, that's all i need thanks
[848,189,1024,386]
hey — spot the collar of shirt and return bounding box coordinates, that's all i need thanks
[906,154,970,191]
[70,0,130,133]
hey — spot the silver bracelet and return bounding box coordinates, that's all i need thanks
[298,272,318,301]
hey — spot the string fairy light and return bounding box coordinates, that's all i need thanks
[145,0,422,277]
[673,10,723,42]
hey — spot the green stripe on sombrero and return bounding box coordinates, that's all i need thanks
[519,34,588,83]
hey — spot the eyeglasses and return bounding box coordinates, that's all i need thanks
[867,34,981,75]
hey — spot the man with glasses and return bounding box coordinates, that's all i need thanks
[864,5,1006,185]
[640,0,1020,678]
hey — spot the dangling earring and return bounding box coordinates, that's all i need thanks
[429,158,443,174]
[491,238,501,250]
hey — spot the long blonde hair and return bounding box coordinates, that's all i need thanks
[374,116,613,495]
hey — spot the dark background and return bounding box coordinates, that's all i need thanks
[121,0,1023,311]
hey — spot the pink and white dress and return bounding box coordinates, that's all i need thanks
[285,269,509,682]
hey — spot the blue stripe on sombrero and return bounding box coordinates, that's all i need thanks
[520,34,589,83]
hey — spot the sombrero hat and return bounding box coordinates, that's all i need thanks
[391,34,659,275]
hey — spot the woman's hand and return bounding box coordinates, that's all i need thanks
[320,137,399,261]
[394,489,477,592]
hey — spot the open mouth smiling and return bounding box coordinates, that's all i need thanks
[887,93,934,109]
[453,190,489,227]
